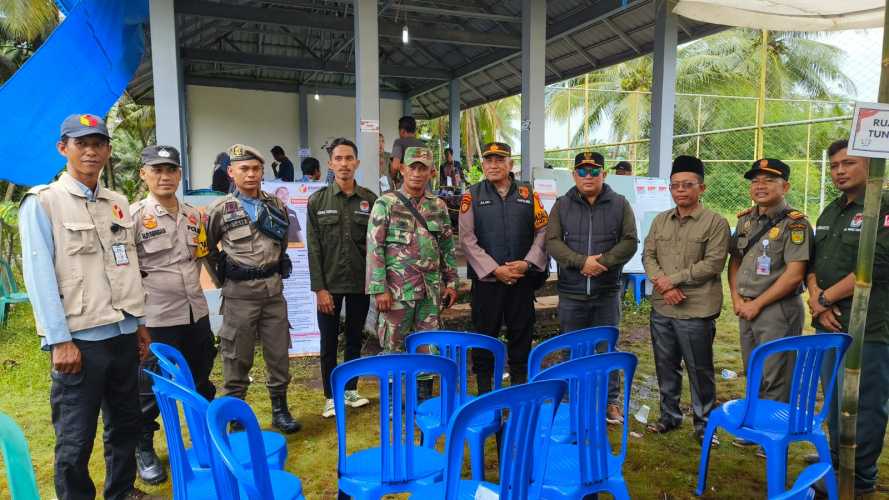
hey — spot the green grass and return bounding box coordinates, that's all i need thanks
[0,290,886,499]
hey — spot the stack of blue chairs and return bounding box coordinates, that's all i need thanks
[407,330,506,480]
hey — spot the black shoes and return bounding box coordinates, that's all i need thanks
[135,435,167,485]
[271,395,302,434]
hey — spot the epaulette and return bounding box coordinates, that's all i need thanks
[736,207,753,218]
[788,210,806,220]
[129,198,147,215]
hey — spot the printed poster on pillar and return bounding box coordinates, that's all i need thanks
[848,101,889,159]
[264,180,326,357]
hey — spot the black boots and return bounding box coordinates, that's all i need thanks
[271,395,302,434]
[135,433,167,485]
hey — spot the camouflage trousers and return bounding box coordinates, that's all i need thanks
[377,296,440,353]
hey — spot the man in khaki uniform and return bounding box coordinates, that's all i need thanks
[20,114,152,499]
[205,144,301,433]
[728,159,812,405]
[642,155,730,446]
[131,145,217,483]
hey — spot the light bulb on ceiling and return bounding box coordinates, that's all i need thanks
[314,92,320,101]
[402,24,409,44]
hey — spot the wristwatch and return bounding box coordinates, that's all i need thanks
[818,290,832,308]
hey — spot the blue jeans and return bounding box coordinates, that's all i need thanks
[816,330,889,490]
[558,293,621,404]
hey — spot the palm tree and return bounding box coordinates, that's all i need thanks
[546,29,855,150]
[0,0,58,41]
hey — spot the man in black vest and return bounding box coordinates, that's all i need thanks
[546,152,638,424]
[460,142,549,392]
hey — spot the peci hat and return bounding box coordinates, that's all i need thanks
[671,155,705,178]
[228,144,265,164]
[60,113,109,139]
[744,158,790,180]
[141,145,181,168]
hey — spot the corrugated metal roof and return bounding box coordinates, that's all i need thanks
[131,0,724,114]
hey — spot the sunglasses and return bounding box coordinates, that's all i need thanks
[575,166,602,178]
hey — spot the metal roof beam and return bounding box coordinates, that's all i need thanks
[181,48,452,80]
[175,0,519,49]
[397,4,521,23]
[564,34,598,69]
[186,75,405,99]
[604,18,641,54]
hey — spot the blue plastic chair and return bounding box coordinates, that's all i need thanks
[407,330,506,480]
[0,411,39,500]
[532,352,637,499]
[150,342,287,470]
[206,397,305,500]
[332,354,457,499]
[0,259,28,325]
[772,462,837,500]
[696,333,851,498]
[411,380,568,500]
[528,326,619,443]
[623,273,648,304]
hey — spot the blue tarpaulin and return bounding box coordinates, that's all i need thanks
[0,0,148,186]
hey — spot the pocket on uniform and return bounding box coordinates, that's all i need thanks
[111,219,134,245]
[385,230,411,245]
[58,276,84,316]
[62,222,99,255]
[141,233,174,254]
[50,365,85,386]
[227,225,253,254]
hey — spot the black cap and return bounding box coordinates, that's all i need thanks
[574,152,604,168]
[614,161,632,172]
[671,155,705,178]
[481,142,511,158]
[141,145,181,167]
[745,158,789,180]
[60,113,109,139]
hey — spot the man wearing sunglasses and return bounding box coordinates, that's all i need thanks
[642,155,730,446]
[546,151,638,425]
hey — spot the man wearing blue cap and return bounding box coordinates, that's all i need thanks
[20,114,154,499]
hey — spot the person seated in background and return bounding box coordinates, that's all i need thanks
[271,146,295,182]
[614,161,633,176]
[300,157,322,182]
[212,151,232,192]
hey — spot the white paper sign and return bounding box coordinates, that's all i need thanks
[360,119,380,132]
[848,101,889,159]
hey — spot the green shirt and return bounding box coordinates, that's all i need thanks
[306,181,377,294]
[811,192,889,343]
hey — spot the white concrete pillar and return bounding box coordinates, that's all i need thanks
[520,0,546,181]
[649,0,678,178]
[354,0,381,193]
[449,79,462,165]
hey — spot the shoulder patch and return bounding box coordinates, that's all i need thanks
[736,206,753,218]
[460,193,472,213]
[788,210,806,220]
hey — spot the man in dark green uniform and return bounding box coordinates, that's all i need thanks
[307,138,377,419]
[806,139,889,497]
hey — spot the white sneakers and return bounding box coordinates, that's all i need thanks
[322,391,371,418]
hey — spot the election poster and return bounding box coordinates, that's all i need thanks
[263,181,327,357]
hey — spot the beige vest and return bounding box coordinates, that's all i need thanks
[27,172,145,335]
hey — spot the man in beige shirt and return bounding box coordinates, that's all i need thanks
[131,145,217,484]
[642,155,730,446]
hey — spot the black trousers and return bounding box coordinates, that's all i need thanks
[649,309,717,431]
[51,334,141,500]
[139,313,217,436]
[318,293,370,398]
[470,278,536,388]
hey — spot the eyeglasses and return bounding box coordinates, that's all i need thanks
[669,181,700,191]
[575,167,601,178]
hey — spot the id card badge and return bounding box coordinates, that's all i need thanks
[112,243,129,266]
[755,239,770,276]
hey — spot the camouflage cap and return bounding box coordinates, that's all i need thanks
[404,146,433,168]
[228,143,265,164]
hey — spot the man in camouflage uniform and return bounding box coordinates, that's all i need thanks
[366,146,459,359]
